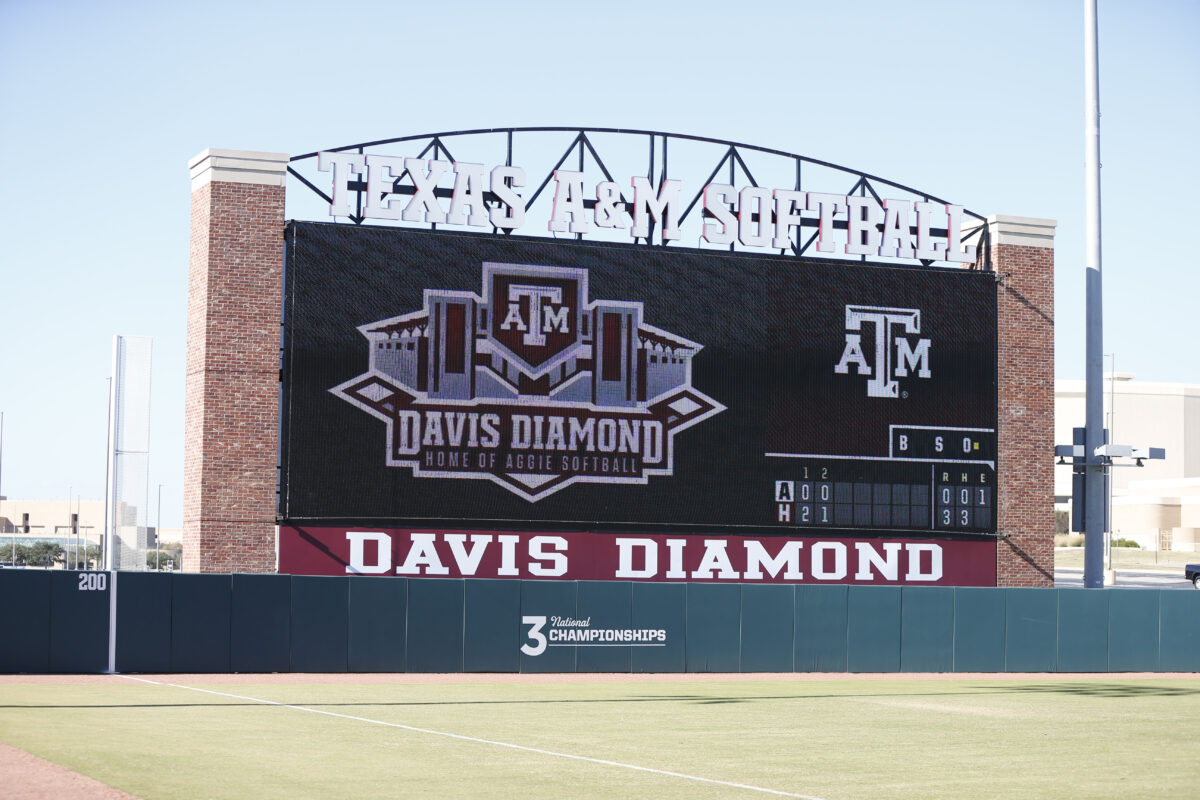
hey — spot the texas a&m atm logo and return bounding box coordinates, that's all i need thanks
[834,305,931,398]
[332,262,724,501]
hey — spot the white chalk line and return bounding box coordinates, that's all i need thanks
[121,675,826,799]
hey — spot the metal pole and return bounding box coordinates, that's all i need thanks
[1106,353,1115,570]
[1,410,10,565]
[105,338,121,676]
[1083,0,1106,588]
[103,370,114,571]
[107,569,118,674]
[156,484,162,571]
[144,341,153,573]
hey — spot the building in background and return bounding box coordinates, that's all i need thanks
[1055,376,1199,551]
[0,498,180,568]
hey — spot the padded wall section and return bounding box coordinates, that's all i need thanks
[0,569,50,673]
[632,582,686,672]
[171,574,231,672]
[116,572,172,673]
[231,575,291,673]
[1005,588,1058,672]
[291,576,349,673]
[348,577,407,672]
[406,579,464,673]
[520,580,577,673]
[740,585,794,672]
[795,585,847,671]
[847,586,901,672]
[1056,589,1109,672]
[464,580,521,672]
[1159,591,1200,672]
[953,587,1006,672]
[900,586,954,672]
[685,583,740,672]
[1108,590,1160,672]
[49,571,110,673]
[576,581,633,673]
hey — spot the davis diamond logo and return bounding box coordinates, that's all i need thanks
[833,305,931,398]
[332,262,724,501]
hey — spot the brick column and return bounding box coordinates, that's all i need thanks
[185,150,288,573]
[970,215,1057,586]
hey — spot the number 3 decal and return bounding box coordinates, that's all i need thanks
[521,615,547,656]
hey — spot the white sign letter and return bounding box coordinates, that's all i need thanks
[913,201,946,261]
[489,165,526,230]
[738,186,773,248]
[702,183,737,245]
[364,155,406,220]
[744,540,804,580]
[395,532,449,575]
[878,199,914,259]
[630,177,681,241]
[444,533,493,576]
[810,542,847,580]
[845,196,883,257]
[529,535,568,576]
[402,158,450,224]
[447,162,490,227]
[548,170,590,234]
[615,537,658,578]
[772,189,806,250]
[904,543,943,581]
[346,531,392,574]
[854,541,902,581]
[806,193,847,253]
[943,204,978,263]
[691,539,739,580]
[318,151,366,218]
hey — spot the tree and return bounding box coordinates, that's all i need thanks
[146,544,182,571]
[79,545,101,570]
[3,542,29,565]
[25,541,64,568]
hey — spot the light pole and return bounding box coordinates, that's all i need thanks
[1082,0,1106,588]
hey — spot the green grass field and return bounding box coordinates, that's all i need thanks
[2,675,1198,799]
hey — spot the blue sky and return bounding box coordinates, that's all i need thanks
[1,0,1196,526]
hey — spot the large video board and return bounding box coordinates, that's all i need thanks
[279,221,996,536]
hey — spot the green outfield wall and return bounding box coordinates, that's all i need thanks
[1,571,1197,674]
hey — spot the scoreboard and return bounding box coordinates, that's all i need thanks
[771,455,994,532]
[279,222,997,537]
[769,424,996,534]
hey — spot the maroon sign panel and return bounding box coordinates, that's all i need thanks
[279,526,997,587]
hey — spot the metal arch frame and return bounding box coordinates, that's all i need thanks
[287,126,990,266]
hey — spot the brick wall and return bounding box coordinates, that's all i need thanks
[992,241,1055,586]
[184,180,284,573]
